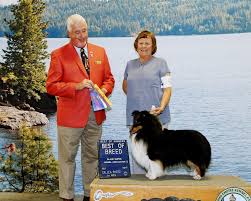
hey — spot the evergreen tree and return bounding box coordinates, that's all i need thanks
[0,0,48,103]
[0,124,58,192]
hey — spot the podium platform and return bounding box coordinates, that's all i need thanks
[90,174,251,201]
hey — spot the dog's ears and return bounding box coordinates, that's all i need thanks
[142,110,150,115]
[132,110,150,117]
[132,110,140,116]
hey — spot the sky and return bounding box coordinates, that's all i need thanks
[0,0,18,6]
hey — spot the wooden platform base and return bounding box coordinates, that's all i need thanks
[90,174,251,201]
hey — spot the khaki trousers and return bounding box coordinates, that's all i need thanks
[57,110,102,199]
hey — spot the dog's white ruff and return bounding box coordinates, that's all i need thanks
[130,134,165,180]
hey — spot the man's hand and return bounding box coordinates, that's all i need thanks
[101,87,107,94]
[75,79,93,90]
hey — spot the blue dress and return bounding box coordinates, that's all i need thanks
[124,56,171,126]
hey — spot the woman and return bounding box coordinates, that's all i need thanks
[122,30,172,173]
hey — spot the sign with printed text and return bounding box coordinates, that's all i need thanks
[98,140,131,178]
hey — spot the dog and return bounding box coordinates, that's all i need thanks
[130,110,211,180]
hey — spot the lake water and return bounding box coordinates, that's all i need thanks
[0,33,251,193]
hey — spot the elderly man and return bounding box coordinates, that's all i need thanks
[46,14,115,201]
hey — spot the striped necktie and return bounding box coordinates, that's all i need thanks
[80,48,90,75]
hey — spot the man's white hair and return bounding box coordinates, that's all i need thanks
[67,14,87,32]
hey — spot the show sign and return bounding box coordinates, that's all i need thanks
[98,140,131,178]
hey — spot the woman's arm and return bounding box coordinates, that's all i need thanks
[160,87,172,111]
[122,79,127,95]
[151,87,172,116]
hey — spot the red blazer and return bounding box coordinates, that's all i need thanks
[46,42,115,128]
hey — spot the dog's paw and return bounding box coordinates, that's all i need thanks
[193,174,202,180]
[191,169,202,180]
[146,173,157,180]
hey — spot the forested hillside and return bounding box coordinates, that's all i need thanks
[0,0,250,37]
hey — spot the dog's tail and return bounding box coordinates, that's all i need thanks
[199,147,211,177]
[200,164,207,177]
[200,134,212,177]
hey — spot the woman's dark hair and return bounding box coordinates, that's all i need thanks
[134,30,157,55]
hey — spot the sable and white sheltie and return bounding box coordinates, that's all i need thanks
[130,110,211,180]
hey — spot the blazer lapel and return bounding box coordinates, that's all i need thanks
[87,43,95,78]
[67,43,89,78]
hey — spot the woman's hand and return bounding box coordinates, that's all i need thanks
[150,105,164,116]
